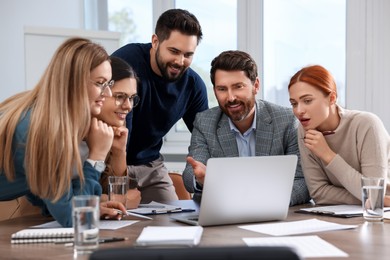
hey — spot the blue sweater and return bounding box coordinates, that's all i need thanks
[112,43,209,165]
[0,110,103,227]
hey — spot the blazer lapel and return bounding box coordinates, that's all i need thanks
[217,114,239,157]
[255,101,274,156]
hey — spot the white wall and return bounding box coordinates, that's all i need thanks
[0,0,84,102]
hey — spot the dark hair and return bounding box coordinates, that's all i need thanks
[155,9,203,45]
[110,56,138,82]
[210,50,258,86]
[288,65,337,98]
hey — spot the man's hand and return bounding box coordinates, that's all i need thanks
[187,156,207,185]
[384,195,390,207]
[126,189,141,209]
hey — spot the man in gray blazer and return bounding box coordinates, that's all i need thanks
[182,50,310,206]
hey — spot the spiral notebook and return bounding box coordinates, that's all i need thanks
[11,228,74,244]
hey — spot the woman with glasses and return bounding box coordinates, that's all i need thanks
[97,56,142,210]
[0,37,127,227]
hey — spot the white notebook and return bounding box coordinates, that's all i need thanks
[11,228,74,244]
[135,226,203,247]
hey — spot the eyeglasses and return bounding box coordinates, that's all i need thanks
[93,80,115,94]
[113,93,140,107]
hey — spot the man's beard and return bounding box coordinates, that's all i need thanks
[155,48,186,82]
[220,97,255,122]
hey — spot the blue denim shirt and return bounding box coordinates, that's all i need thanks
[0,109,102,227]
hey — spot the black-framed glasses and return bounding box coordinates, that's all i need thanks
[93,80,114,94]
[113,93,140,107]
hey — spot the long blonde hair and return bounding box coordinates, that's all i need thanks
[0,37,110,201]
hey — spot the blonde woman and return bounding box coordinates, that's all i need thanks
[0,37,126,227]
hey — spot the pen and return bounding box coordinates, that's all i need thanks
[99,237,128,243]
[138,204,165,208]
[117,210,153,220]
[63,237,128,247]
[302,131,336,139]
[322,131,335,136]
[151,208,182,214]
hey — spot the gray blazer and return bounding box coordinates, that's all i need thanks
[182,99,310,206]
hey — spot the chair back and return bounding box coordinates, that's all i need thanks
[169,172,191,200]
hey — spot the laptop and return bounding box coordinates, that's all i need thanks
[172,155,297,226]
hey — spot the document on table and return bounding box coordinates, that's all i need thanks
[32,220,138,230]
[128,201,195,215]
[238,218,357,236]
[297,204,390,218]
[99,220,138,230]
[243,235,348,258]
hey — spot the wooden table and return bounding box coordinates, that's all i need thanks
[1,200,389,260]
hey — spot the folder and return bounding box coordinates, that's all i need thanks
[128,201,195,215]
[296,204,390,218]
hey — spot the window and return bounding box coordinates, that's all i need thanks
[263,0,346,107]
[107,0,152,47]
[166,0,237,141]
[97,0,346,153]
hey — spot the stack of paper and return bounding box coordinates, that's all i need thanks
[135,226,203,247]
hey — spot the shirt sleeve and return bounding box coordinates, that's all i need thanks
[43,162,103,227]
[182,74,209,132]
[325,115,389,201]
[182,113,211,194]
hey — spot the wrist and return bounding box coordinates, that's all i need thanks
[110,148,126,156]
[86,159,106,173]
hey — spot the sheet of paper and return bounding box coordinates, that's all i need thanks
[300,205,390,215]
[99,220,138,230]
[239,218,357,236]
[300,205,364,215]
[32,220,138,230]
[32,221,62,229]
[243,235,348,258]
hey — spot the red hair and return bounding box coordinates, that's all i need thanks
[288,65,337,98]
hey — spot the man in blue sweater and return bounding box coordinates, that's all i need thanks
[111,9,208,203]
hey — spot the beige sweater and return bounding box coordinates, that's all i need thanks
[298,105,390,205]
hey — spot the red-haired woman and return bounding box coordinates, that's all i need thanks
[288,65,390,206]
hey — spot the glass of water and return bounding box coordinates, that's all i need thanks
[108,176,128,206]
[72,195,100,255]
[361,176,385,221]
